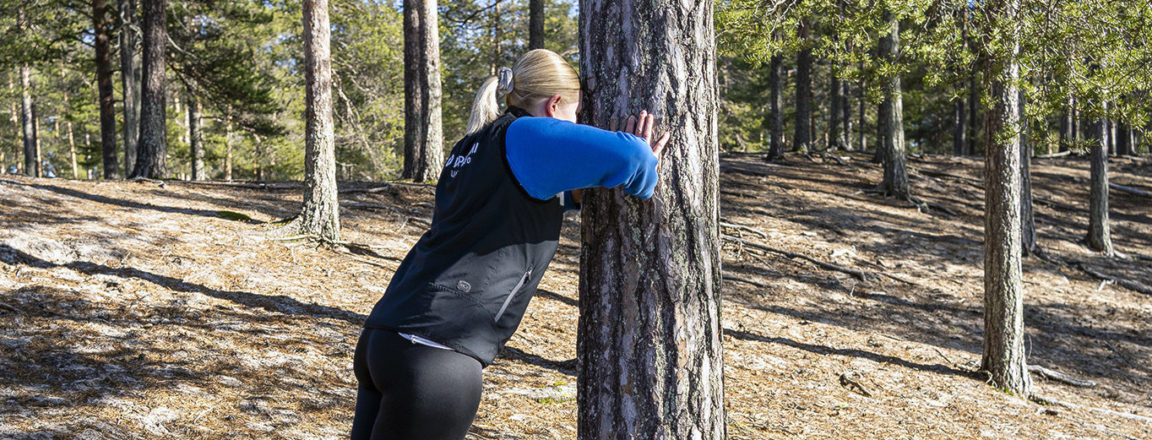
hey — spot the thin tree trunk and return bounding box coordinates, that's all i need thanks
[954,92,967,156]
[1087,105,1113,255]
[402,0,445,182]
[119,0,141,174]
[61,70,79,179]
[858,76,866,152]
[224,115,233,181]
[793,19,812,154]
[842,78,852,151]
[878,10,908,199]
[968,70,979,155]
[981,0,1031,397]
[1060,96,1073,152]
[1116,122,1131,156]
[7,76,17,172]
[187,82,203,181]
[19,10,37,177]
[1019,90,1035,256]
[829,72,842,150]
[1107,114,1116,157]
[32,103,41,177]
[765,53,783,161]
[529,0,544,50]
[131,0,167,179]
[577,0,725,438]
[94,0,120,179]
[295,0,340,241]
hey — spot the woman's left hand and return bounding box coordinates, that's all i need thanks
[624,110,671,158]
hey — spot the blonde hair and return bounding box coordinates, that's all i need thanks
[465,49,581,135]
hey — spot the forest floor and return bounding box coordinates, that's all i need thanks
[1,152,1150,439]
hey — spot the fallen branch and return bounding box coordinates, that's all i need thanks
[1110,183,1152,198]
[720,222,768,238]
[339,185,393,195]
[0,301,18,313]
[1075,262,1152,296]
[838,372,873,397]
[130,176,165,188]
[723,273,767,288]
[1028,365,1097,388]
[1030,395,1152,425]
[723,234,869,281]
[1035,150,1073,159]
[183,180,298,190]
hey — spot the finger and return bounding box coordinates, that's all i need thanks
[653,132,670,155]
[625,115,637,135]
[643,113,655,142]
[638,110,648,138]
[609,117,618,132]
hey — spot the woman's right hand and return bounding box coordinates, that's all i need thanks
[624,110,670,158]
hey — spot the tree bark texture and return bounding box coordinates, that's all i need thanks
[842,79,852,150]
[94,0,120,179]
[1019,90,1034,256]
[402,0,445,183]
[18,9,38,177]
[1088,105,1112,255]
[120,0,141,174]
[878,11,908,199]
[131,0,167,179]
[187,83,204,180]
[829,73,843,150]
[577,0,725,438]
[793,19,812,153]
[1059,96,1073,152]
[298,0,341,241]
[954,92,967,156]
[968,71,979,155]
[529,0,545,50]
[981,0,1032,398]
[858,77,866,152]
[765,53,784,161]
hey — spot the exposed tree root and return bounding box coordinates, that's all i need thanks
[1109,183,1152,198]
[723,235,870,281]
[723,273,767,288]
[1028,365,1097,388]
[1030,394,1152,425]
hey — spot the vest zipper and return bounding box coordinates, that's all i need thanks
[494,268,531,323]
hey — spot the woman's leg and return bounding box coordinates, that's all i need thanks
[350,329,382,440]
[357,328,484,440]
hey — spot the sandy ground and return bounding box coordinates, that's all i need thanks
[0,153,1149,439]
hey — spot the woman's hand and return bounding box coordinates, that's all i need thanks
[624,110,670,158]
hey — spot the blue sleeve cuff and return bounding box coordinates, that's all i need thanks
[562,191,581,211]
[505,117,660,201]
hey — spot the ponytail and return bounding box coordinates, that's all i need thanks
[466,76,502,135]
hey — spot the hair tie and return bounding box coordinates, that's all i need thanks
[497,67,515,96]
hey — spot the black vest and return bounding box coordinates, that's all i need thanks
[364,108,565,366]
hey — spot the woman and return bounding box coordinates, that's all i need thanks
[351,49,669,440]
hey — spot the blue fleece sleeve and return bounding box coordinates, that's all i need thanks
[505,117,660,201]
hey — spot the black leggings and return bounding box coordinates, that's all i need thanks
[351,328,483,440]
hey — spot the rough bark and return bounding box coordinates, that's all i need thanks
[119,0,141,174]
[577,0,725,438]
[401,0,445,183]
[968,70,979,155]
[878,10,908,199]
[296,0,341,241]
[131,0,167,179]
[981,0,1032,398]
[858,77,866,152]
[94,0,120,179]
[829,73,842,150]
[18,10,37,177]
[1019,90,1035,256]
[187,82,204,181]
[529,0,544,50]
[954,92,967,156]
[765,54,784,161]
[793,19,812,154]
[1087,105,1113,255]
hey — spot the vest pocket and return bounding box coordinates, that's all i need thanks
[493,268,532,323]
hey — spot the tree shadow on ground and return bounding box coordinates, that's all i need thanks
[0,179,229,221]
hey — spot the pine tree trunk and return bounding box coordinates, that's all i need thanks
[1019,90,1035,256]
[224,116,234,181]
[954,92,967,156]
[765,53,784,161]
[1116,122,1130,156]
[1060,96,1073,152]
[577,0,725,438]
[858,76,866,152]
[187,83,204,181]
[32,103,41,177]
[60,71,79,179]
[131,0,167,179]
[842,80,852,150]
[793,20,812,154]
[18,36,37,176]
[829,73,842,150]
[981,0,1032,398]
[1087,104,1113,255]
[968,71,979,155]
[878,10,908,199]
[402,0,445,183]
[94,0,120,179]
[119,0,141,174]
[1107,115,1116,157]
[296,0,340,241]
[529,0,545,50]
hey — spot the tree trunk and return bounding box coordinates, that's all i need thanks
[94,0,120,179]
[7,76,17,173]
[224,115,234,181]
[60,71,79,179]
[765,53,783,161]
[842,79,852,151]
[401,0,445,183]
[793,19,812,154]
[1116,122,1131,156]
[858,76,866,152]
[981,0,1031,397]
[829,72,842,150]
[18,10,37,177]
[577,0,725,438]
[32,103,41,177]
[529,0,544,50]
[954,92,967,156]
[968,70,979,155]
[1059,96,1073,152]
[187,83,204,180]
[1107,114,1116,157]
[1019,90,1035,256]
[119,0,141,174]
[296,0,340,241]
[131,0,167,179]
[878,10,908,199]
[1087,105,1113,255]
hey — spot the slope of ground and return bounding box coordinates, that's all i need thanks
[0,153,1149,439]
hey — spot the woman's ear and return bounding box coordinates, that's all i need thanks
[544,94,564,117]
